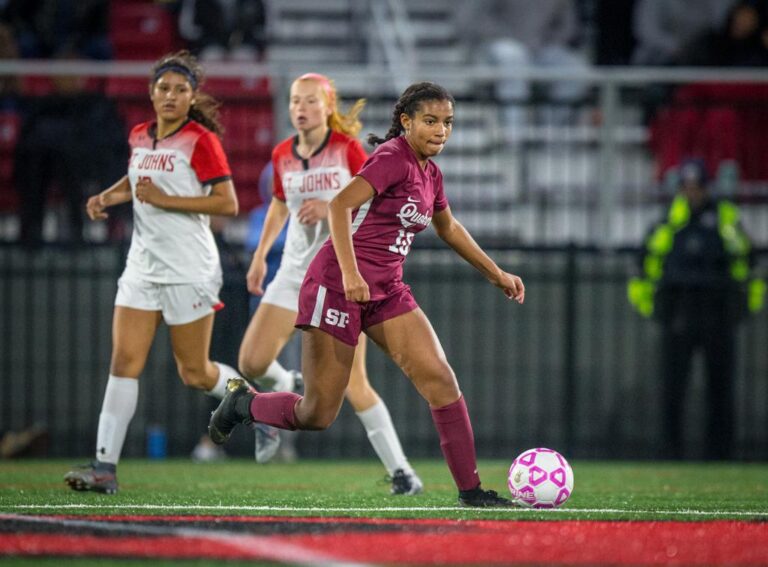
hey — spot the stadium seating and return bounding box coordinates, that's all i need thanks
[0,110,19,212]
[110,2,178,60]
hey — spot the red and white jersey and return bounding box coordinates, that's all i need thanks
[272,130,367,274]
[124,120,232,283]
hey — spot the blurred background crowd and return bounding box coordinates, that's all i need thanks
[0,0,767,247]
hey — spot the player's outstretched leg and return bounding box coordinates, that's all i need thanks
[64,461,118,494]
[208,378,256,444]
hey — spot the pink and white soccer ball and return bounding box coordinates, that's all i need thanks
[507,448,574,508]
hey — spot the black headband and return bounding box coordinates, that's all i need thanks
[153,64,198,89]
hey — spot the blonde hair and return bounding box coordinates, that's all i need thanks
[294,73,366,137]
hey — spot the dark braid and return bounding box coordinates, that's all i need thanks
[367,82,455,147]
[150,50,224,137]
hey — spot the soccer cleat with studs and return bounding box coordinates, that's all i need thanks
[208,378,255,445]
[390,468,424,495]
[458,486,514,507]
[64,461,118,494]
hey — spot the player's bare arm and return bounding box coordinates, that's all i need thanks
[432,207,525,304]
[86,176,132,221]
[135,178,238,216]
[297,198,329,225]
[247,197,290,295]
[328,176,376,302]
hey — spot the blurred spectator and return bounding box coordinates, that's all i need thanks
[676,0,768,67]
[631,0,736,66]
[456,0,591,140]
[1,0,112,60]
[647,1,768,184]
[14,62,127,245]
[593,0,637,66]
[628,159,765,460]
[178,0,266,61]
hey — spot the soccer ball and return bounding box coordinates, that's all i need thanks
[507,447,574,508]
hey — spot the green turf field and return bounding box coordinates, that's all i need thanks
[1,458,768,521]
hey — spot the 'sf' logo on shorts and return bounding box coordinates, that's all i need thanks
[324,308,350,328]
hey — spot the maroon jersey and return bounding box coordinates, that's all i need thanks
[306,136,449,300]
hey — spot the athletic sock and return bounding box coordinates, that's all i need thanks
[207,361,240,399]
[250,392,302,430]
[430,395,481,491]
[95,375,139,465]
[259,360,295,393]
[356,400,412,476]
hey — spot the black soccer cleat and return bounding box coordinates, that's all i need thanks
[390,469,424,495]
[208,378,255,445]
[64,461,118,494]
[458,486,514,507]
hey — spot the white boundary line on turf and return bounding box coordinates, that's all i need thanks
[4,504,767,518]
[0,513,370,567]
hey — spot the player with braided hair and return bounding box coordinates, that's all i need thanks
[65,50,244,493]
[210,81,525,506]
[238,73,422,494]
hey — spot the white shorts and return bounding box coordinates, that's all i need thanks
[115,276,224,325]
[261,266,304,312]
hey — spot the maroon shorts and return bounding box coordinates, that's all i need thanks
[296,277,419,346]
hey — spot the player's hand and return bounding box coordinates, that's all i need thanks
[246,254,268,296]
[135,179,166,207]
[496,271,525,304]
[85,194,108,221]
[342,270,370,303]
[297,199,328,225]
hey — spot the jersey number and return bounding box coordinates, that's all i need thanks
[388,230,414,256]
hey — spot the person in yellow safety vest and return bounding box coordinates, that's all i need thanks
[628,158,765,460]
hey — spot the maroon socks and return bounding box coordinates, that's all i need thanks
[430,395,481,491]
[249,392,302,430]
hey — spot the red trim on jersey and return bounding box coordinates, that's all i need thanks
[271,130,367,201]
[129,121,231,185]
[190,129,231,184]
[213,302,225,312]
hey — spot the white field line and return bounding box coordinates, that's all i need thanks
[2,504,767,517]
[0,513,371,567]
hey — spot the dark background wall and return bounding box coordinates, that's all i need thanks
[3,242,766,461]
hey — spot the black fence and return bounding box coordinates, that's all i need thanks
[2,242,767,461]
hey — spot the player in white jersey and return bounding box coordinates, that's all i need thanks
[238,73,422,495]
[65,50,243,494]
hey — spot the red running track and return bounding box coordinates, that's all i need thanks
[1,516,767,565]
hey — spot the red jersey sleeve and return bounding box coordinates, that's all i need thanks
[346,138,368,175]
[190,131,231,185]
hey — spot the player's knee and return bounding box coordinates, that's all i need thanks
[110,352,143,377]
[177,364,209,390]
[345,377,374,405]
[296,401,338,431]
[238,350,268,380]
[300,412,335,431]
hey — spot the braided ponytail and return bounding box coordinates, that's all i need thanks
[150,50,224,137]
[367,82,455,147]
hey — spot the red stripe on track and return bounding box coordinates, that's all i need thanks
[2,520,768,565]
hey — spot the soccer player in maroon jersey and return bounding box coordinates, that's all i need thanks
[238,73,422,493]
[210,82,525,507]
[65,51,244,494]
